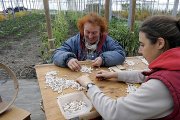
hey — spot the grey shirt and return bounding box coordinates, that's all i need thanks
[87,71,174,120]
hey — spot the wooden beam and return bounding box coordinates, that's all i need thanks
[172,0,179,16]
[128,0,136,32]
[105,0,110,23]
[43,0,55,51]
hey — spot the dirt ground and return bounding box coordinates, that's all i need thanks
[0,32,44,79]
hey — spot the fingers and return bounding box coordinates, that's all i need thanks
[96,70,106,74]
[68,58,81,71]
[96,70,114,80]
[72,61,81,71]
[92,57,102,67]
[97,77,106,81]
[96,71,103,77]
[96,70,107,76]
[96,70,107,80]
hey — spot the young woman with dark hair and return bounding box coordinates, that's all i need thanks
[76,15,180,120]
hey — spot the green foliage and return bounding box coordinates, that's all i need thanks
[40,12,69,63]
[39,25,49,63]
[53,12,69,47]
[121,3,129,10]
[135,8,151,21]
[0,13,45,39]
[0,14,6,21]
[109,18,140,56]
[118,8,150,21]
[0,11,30,21]
[65,11,84,36]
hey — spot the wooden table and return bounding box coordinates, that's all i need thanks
[35,56,148,120]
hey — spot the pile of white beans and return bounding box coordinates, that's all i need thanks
[126,83,138,94]
[62,100,87,114]
[136,56,149,65]
[124,60,135,66]
[80,65,93,73]
[45,71,85,94]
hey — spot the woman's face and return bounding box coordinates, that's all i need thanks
[83,22,100,44]
[138,32,164,64]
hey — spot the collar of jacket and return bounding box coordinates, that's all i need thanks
[80,33,107,52]
[142,47,180,76]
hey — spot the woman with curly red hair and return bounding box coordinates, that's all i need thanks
[52,13,125,71]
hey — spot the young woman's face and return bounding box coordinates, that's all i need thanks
[83,22,100,44]
[138,32,164,64]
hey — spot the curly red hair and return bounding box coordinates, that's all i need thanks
[77,13,108,35]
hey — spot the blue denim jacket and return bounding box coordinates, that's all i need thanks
[52,33,125,67]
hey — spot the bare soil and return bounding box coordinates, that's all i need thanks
[0,32,44,79]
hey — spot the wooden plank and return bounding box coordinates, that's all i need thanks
[109,66,122,72]
[116,65,126,70]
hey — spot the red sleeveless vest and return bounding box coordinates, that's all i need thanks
[144,70,180,120]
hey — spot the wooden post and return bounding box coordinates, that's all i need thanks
[43,0,55,53]
[29,0,32,10]
[128,0,136,32]
[172,0,179,16]
[109,0,112,21]
[1,0,7,18]
[165,0,169,13]
[10,0,15,19]
[105,0,110,23]
[0,95,2,102]
[98,0,101,15]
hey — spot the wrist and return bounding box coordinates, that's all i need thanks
[86,83,95,90]
[112,72,118,78]
[100,55,105,66]
[66,57,74,66]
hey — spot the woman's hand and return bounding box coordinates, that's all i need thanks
[96,70,118,79]
[67,58,81,71]
[76,74,93,87]
[92,57,102,67]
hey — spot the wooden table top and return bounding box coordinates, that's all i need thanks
[35,56,148,120]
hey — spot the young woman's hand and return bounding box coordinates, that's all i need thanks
[76,74,93,87]
[67,58,81,71]
[96,70,118,80]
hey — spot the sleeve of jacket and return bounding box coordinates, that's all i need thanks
[100,36,126,67]
[52,35,78,67]
[87,80,173,120]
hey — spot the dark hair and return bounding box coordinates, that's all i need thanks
[77,12,108,35]
[139,15,180,49]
